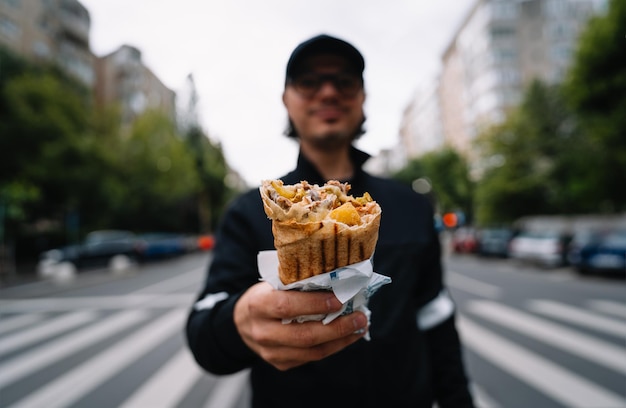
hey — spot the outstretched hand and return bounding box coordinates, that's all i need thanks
[234,281,368,371]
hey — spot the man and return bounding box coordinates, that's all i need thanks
[186,34,475,407]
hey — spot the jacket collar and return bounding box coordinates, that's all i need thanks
[284,146,371,187]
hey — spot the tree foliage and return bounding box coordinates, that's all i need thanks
[392,148,474,220]
[563,0,626,211]
[1,47,235,263]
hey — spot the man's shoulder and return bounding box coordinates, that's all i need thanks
[225,186,264,215]
[364,174,423,201]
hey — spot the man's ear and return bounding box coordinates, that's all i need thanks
[282,91,287,107]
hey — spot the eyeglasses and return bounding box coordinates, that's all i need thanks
[288,73,363,98]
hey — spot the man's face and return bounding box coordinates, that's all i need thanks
[283,54,366,150]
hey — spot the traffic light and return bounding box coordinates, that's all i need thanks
[442,212,458,228]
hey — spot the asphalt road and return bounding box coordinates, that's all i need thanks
[0,250,624,408]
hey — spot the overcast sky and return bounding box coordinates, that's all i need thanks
[80,0,474,186]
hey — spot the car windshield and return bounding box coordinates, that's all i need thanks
[519,230,560,239]
[482,229,511,238]
[602,231,626,246]
[86,230,134,244]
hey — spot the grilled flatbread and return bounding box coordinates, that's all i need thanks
[260,180,381,284]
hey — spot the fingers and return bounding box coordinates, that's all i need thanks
[264,329,367,371]
[234,282,369,371]
[247,282,343,320]
[251,311,368,348]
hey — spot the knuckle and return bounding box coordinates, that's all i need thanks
[273,293,292,317]
[293,326,317,347]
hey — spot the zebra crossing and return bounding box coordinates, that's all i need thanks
[458,299,626,408]
[1,292,625,407]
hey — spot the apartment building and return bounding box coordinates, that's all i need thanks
[401,0,604,165]
[1,0,176,125]
[0,0,94,86]
[94,45,177,126]
[399,80,445,159]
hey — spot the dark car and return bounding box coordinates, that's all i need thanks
[136,232,190,260]
[574,229,626,276]
[477,227,515,257]
[38,230,142,275]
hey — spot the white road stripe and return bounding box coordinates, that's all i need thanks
[468,301,626,375]
[119,348,204,408]
[7,309,186,408]
[0,314,44,335]
[0,294,192,312]
[528,300,626,337]
[446,271,502,298]
[458,316,626,408]
[588,300,626,319]
[0,310,148,388]
[131,266,206,294]
[204,369,250,408]
[0,311,97,356]
[470,383,501,408]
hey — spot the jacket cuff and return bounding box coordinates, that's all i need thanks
[187,292,257,374]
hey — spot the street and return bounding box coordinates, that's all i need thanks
[0,250,624,407]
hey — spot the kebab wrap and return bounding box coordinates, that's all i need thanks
[259,179,382,284]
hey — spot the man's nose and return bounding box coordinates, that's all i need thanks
[318,79,340,96]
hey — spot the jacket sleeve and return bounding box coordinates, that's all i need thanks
[185,192,267,375]
[419,223,475,408]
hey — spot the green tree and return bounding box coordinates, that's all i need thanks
[392,148,474,220]
[110,110,200,231]
[184,126,233,232]
[474,80,597,224]
[563,0,626,212]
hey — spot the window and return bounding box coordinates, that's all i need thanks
[33,41,51,58]
[0,15,19,39]
[2,0,20,8]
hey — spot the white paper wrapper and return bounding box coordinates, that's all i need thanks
[257,250,391,340]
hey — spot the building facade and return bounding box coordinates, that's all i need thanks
[94,45,177,126]
[1,0,94,86]
[399,79,445,159]
[1,0,176,125]
[400,0,604,166]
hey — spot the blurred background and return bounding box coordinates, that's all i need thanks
[1,0,625,407]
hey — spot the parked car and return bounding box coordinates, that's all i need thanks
[450,227,479,254]
[567,229,603,266]
[136,232,189,260]
[477,227,515,258]
[508,229,573,267]
[574,229,626,276]
[38,230,142,276]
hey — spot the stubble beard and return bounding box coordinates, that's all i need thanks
[306,129,354,152]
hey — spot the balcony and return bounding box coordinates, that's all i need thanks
[57,0,90,46]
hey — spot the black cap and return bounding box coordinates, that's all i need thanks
[285,34,365,80]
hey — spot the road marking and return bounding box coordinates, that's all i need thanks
[204,369,250,408]
[7,309,186,408]
[468,301,626,375]
[457,316,626,408]
[119,347,204,408]
[0,313,44,335]
[131,266,206,294]
[0,310,148,388]
[0,311,97,356]
[470,383,501,408]
[528,299,626,337]
[446,271,502,298]
[588,299,626,319]
[0,294,193,312]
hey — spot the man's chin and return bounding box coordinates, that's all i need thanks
[307,131,353,151]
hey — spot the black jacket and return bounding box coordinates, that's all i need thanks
[186,147,474,408]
